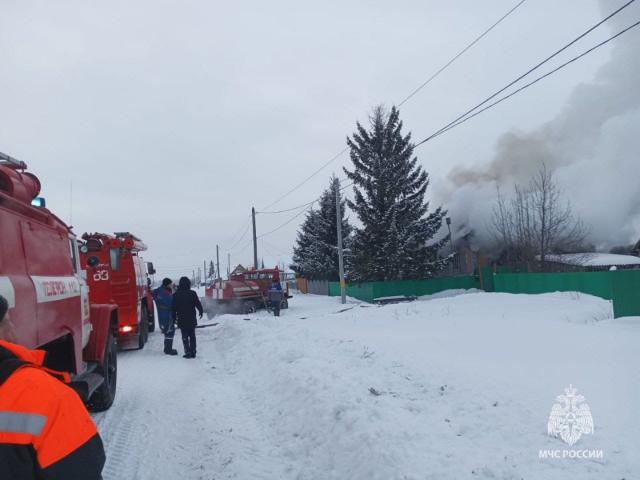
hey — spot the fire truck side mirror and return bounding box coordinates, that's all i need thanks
[87,256,100,268]
[147,262,156,275]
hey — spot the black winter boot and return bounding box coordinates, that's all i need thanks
[164,339,178,355]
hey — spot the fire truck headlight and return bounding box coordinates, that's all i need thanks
[120,325,134,333]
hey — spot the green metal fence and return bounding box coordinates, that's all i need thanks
[492,271,614,298]
[493,270,640,318]
[326,269,640,318]
[607,270,640,318]
[329,276,480,303]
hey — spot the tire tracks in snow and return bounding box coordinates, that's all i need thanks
[94,329,287,479]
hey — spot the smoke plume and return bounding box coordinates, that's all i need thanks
[442,0,640,251]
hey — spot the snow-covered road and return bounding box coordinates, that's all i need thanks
[94,292,639,479]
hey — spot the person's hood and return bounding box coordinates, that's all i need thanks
[0,339,47,366]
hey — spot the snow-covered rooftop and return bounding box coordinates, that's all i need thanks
[542,252,640,267]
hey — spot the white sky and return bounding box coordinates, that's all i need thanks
[1,0,628,278]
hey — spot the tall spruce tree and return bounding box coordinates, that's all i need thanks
[344,106,448,281]
[291,176,352,280]
[291,209,323,279]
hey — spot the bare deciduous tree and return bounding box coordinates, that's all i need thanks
[492,164,588,265]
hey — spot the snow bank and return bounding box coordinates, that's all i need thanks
[206,292,636,479]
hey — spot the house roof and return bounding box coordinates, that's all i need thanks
[230,264,247,275]
[542,253,640,267]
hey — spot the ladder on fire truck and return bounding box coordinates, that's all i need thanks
[0,151,27,170]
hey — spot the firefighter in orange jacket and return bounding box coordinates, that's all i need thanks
[0,294,106,479]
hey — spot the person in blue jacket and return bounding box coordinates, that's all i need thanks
[153,278,177,355]
[268,282,283,317]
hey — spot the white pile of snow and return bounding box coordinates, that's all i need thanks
[98,291,639,480]
[417,287,482,301]
[543,252,640,267]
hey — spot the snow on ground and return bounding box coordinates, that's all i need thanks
[94,291,639,479]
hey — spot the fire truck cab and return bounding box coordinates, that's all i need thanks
[0,154,118,411]
[79,232,155,350]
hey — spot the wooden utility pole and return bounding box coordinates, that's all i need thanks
[227,253,231,278]
[204,260,207,280]
[446,217,454,273]
[335,186,346,304]
[216,245,220,282]
[252,207,258,269]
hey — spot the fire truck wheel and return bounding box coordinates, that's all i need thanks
[138,307,149,349]
[281,298,289,309]
[147,307,155,333]
[90,331,118,412]
[242,301,256,314]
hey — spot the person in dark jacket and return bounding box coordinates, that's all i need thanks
[153,278,177,355]
[171,277,203,358]
[0,294,106,479]
[268,282,284,317]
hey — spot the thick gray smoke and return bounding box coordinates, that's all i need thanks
[443,0,640,251]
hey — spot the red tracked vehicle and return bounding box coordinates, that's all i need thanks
[203,267,291,316]
[0,153,118,411]
[79,232,155,350]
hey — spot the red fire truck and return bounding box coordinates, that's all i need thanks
[79,232,155,350]
[204,267,291,315]
[0,154,118,410]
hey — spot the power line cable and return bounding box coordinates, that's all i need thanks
[422,18,640,142]
[256,177,350,214]
[235,239,254,255]
[260,148,349,211]
[415,0,637,147]
[258,205,315,239]
[258,182,354,239]
[397,0,528,106]
[226,220,252,252]
[256,198,318,215]
[226,216,251,243]
[259,0,526,211]
[262,238,291,255]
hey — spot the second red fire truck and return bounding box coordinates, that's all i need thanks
[79,232,156,350]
